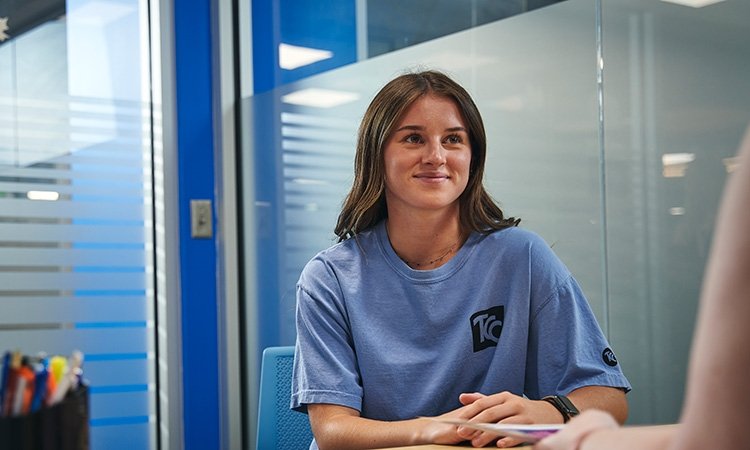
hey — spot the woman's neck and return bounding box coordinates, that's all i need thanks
[385,213,466,270]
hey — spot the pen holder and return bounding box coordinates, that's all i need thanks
[0,384,89,450]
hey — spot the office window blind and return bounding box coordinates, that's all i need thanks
[0,2,156,449]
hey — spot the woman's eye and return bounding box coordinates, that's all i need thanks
[445,134,463,144]
[404,134,423,144]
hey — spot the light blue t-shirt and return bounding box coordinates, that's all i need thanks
[292,221,630,423]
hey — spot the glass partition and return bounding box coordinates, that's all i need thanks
[0,1,157,448]
[602,0,750,424]
[241,0,750,435]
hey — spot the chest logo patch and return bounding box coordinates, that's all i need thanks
[470,305,504,352]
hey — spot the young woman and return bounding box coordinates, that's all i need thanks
[292,70,630,449]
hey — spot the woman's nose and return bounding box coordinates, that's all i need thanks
[422,139,447,165]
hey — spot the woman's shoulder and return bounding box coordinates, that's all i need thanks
[302,227,379,273]
[482,225,548,248]
[479,226,563,266]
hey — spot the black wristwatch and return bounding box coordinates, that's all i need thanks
[542,395,580,423]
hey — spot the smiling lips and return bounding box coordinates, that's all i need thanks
[414,172,449,183]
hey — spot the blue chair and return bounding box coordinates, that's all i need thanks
[256,346,314,450]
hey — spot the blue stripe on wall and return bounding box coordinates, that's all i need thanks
[90,416,150,427]
[173,0,220,448]
[86,353,148,361]
[75,321,147,328]
[90,384,149,394]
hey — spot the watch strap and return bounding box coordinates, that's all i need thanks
[542,395,579,423]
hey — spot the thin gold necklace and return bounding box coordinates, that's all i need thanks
[400,242,459,268]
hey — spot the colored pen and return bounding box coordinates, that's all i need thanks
[29,359,49,413]
[12,363,34,416]
[50,355,67,384]
[0,351,9,411]
[49,350,84,405]
[1,352,21,417]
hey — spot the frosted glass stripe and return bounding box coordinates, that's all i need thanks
[86,362,149,390]
[282,167,350,181]
[0,127,143,141]
[0,248,146,267]
[86,353,150,361]
[0,199,146,220]
[281,139,352,154]
[54,154,146,166]
[281,125,354,142]
[0,328,150,354]
[0,272,147,290]
[0,181,143,196]
[280,112,356,128]
[89,389,152,416]
[75,322,147,328]
[0,223,145,242]
[0,95,144,111]
[282,152,353,168]
[90,423,150,450]
[1,167,147,182]
[1,297,148,323]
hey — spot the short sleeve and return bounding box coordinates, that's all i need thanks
[525,275,631,398]
[291,258,363,413]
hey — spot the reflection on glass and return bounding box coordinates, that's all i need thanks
[365,0,568,57]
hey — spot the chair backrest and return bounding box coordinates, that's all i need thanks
[256,346,314,450]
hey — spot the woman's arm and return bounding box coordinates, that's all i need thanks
[307,403,468,450]
[668,125,750,450]
[536,126,750,450]
[567,385,628,424]
[534,409,677,450]
[581,424,677,450]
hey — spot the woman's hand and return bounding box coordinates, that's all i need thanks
[534,409,618,450]
[456,391,565,448]
[418,401,479,446]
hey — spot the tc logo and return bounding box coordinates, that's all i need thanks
[470,306,504,352]
[602,348,618,367]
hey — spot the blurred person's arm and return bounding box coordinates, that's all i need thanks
[669,125,750,450]
[535,124,750,450]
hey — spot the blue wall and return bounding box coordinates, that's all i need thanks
[174,0,219,448]
[252,0,357,93]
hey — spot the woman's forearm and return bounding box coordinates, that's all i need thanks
[579,424,678,450]
[308,404,463,450]
[567,386,629,424]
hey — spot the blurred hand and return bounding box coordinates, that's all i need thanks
[534,409,618,450]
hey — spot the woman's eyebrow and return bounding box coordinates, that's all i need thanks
[393,125,423,132]
[393,125,467,132]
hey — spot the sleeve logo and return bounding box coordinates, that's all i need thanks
[470,305,504,352]
[602,347,619,366]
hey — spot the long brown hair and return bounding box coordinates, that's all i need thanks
[334,70,519,241]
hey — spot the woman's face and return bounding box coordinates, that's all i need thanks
[383,94,472,217]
